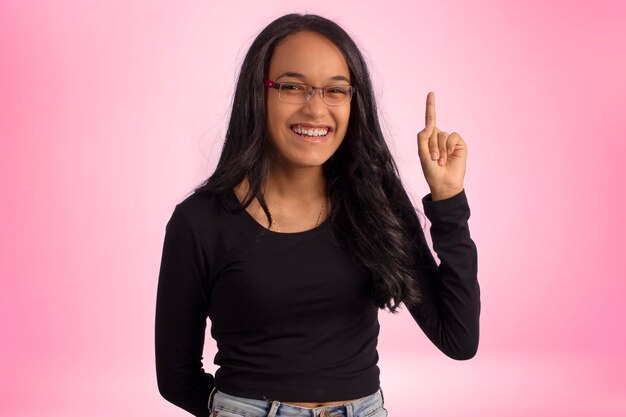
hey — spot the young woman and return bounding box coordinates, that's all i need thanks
[155,13,480,417]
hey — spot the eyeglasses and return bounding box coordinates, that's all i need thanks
[264,79,355,106]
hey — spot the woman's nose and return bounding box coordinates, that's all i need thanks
[301,89,328,115]
[306,87,325,101]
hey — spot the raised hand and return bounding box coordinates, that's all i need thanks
[416,92,467,201]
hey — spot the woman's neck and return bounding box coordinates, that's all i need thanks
[233,159,330,231]
[264,162,326,203]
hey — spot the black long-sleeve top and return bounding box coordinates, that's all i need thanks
[155,187,480,417]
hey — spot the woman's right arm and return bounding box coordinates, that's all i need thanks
[155,205,214,417]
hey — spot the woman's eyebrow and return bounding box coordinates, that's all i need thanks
[276,71,350,83]
[276,71,304,80]
[329,75,350,83]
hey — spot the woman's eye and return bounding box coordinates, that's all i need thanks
[283,83,303,91]
[328,87,349,94]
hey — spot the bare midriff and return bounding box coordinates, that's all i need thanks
[281,399,361,408]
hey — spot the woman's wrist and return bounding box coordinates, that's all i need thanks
[430,187,464,201]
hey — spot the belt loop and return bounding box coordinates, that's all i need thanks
[207,386,217,413]
[346,402,354,417]
[266,399,281,417]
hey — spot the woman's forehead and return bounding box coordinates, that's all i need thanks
[269,32,350,82]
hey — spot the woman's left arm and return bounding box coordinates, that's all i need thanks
[403,91,480,359]
[402,187,480,360]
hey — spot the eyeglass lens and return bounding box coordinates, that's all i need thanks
[279,83,352,105]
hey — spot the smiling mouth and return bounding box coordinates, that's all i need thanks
[290,125,332,137]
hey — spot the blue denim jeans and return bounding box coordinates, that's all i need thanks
[208,386,388,417]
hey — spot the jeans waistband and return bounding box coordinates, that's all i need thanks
[208,386,385,417]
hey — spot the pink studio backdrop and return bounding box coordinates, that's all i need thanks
[1,1,625,416]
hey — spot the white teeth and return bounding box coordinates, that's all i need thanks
[291,125,329,137]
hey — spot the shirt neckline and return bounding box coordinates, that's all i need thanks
[227,189,330,237]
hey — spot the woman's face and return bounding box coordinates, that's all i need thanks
[265,31,351,169]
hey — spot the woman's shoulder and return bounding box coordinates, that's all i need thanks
[170,189,230,227]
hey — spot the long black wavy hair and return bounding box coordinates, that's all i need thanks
[194,13,427,312]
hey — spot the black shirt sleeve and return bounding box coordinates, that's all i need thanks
[155,205,214,417]
[402,188,481,360]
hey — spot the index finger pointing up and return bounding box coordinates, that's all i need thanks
[425,91,436,128]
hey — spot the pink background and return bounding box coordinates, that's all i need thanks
[1,1,625,416]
